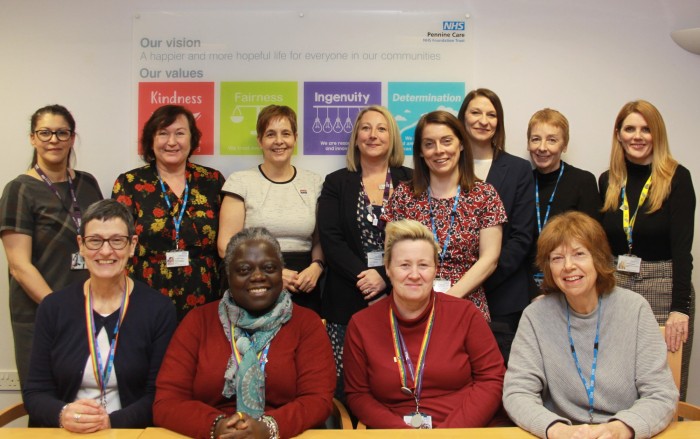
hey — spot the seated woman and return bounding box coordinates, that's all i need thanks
[154,227,335,439]
[503,211,678,439]
[344,219,505,429]
[22,199,177,432]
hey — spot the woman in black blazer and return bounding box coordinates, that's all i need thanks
[458,88,535,365]
[318,105,412,400]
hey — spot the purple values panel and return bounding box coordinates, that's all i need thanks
[303,82,381,155]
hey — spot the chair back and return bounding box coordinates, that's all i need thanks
[660,326,700,421]
[0,402,27,427]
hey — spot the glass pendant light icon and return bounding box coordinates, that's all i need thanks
[343,108,353,133]
[323,108,333,133]
[333,108,344,133]
[312,107,323,133]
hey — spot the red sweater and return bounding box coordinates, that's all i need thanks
[344,292,505,428]
[154,301,335,439]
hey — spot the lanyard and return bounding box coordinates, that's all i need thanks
[85,277,130,408]
[390,296,436,404]
[229,326,271,374]
[535,163,565,235]
[361,168,392,226]
[566,297,601,424]
[427,185,460,265]
[34,164,82,230]
[620,176,651,254]
[157,174,189,249]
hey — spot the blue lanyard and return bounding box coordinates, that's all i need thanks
[427,185,460,264]
[566,297,601,424]
[535,163,565,235]
[157,175,189,249]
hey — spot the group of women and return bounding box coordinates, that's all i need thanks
[0,88,693,438]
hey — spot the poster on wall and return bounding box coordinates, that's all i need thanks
[133,10,473,157]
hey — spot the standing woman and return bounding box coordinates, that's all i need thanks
[599,100,695,400]
[113,105,225,321]
[526,108,601,292]
[382,110,506,320]
[0,105,103,386]
[218,105,324,314]
[318,105,412,398]
[458,88,535,363]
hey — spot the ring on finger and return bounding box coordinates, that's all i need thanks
[74,413,81,422]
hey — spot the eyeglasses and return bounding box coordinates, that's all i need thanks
[82,236,130,250]
[33,129,73,142]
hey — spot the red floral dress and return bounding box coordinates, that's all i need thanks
[112,162,225,320]
[382,181,507,320]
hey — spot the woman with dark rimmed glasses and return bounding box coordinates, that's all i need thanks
[0,104,103,388]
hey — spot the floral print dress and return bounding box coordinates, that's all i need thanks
[112,161,225,321]
[382,181,507,321]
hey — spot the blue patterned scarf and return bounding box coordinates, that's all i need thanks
[218,290,293,418]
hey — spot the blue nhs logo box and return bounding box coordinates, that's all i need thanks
[442,21,465,31]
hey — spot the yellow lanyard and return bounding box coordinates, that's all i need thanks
[620,176,651,254]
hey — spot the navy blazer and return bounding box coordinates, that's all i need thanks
[483,152,535,316]
[318,166,413,325]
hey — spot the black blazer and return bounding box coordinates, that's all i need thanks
[318,166,413,325]
[483,152,535,316]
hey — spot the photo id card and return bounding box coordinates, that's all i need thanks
[367,251,384,268]
[433,278,451,293]
[71,252,86,270]
[166,250,190,268]
[616,254,641,274]
[403,412,432,429]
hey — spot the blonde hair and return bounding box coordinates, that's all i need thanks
[602,100,678,213]
[346,106,405,172]
[527,108,570,147]
[384,219,439,266]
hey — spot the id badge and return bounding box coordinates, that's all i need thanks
[71,252,86,270]
[403,412,432,429]
[433,278,451,293]
[366,251,384,268]
[166,250,190,268]
[616,254,641,274]
[532,272,544,288]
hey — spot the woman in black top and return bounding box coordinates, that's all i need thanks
[526,108,600,294]
[599,100,695,400]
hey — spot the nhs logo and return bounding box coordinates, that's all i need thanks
[442,21,465,31]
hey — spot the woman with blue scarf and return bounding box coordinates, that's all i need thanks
[154,227,335,439]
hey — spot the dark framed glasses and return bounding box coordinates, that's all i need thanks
[33,129,73,142]
[82,236,130,250]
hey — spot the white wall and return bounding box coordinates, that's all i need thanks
[1,0,699,412]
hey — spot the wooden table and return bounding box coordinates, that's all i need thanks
[2,422,699,438]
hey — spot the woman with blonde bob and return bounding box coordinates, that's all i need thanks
[599,100,695,399]
[318,105,412,399]
[344,219,504,429]
[504,211,678,439]
[526,108,600,295]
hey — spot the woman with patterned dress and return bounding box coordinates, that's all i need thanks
[599,100,695,400]
[318,106,412,400]
[0,105,103,387]
[112,105,224,321]
[218,105,324,314]
[382,110,506,321]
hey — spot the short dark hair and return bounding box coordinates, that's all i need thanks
[80,199,136,237]
[29,104,76,168]
[224,227,284,277]
[140,105,201,163]
[457,88,506,158]
[411,110,476,196]
[256,105,298,140]
[536,211,616,296]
